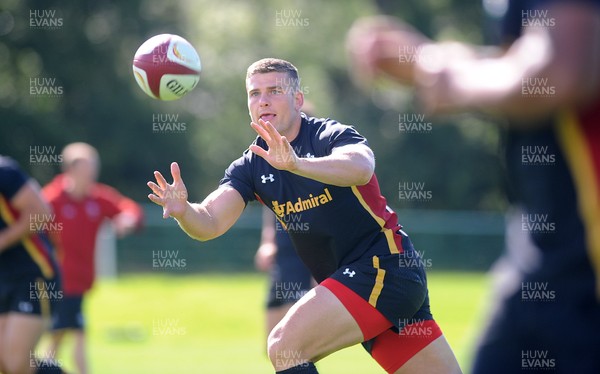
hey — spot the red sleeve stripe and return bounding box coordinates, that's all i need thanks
[350,176,403,254]
[557,109,600,299]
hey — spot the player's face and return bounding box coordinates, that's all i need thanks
[247,72,303,139]
[67,158,98,193]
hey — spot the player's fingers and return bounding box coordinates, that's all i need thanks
[281,136,292,148]
[249,144,268,159]
[147,193,163,206]
[259,119,283,141]
[170,162,183,184]
[154,170,169,189]
[147,181,163,196]
[281,136,296,155]
[281,137,298,166]
[251,121,272,142]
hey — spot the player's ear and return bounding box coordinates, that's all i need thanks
[294,90,304,112]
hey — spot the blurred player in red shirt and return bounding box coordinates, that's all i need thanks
[42,142,143,374]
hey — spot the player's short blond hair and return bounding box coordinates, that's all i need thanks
[246,58,300,92]
[61,142,99,172]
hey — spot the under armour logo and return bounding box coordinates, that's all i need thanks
[261,174,274,183]
[18,301,34,313]
[343,268,355,278]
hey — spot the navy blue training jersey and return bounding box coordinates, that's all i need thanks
[220,114,404,282]
[0,156,58,281]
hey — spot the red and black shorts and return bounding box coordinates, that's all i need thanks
[321,233,442,373]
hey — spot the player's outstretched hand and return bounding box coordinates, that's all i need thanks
[249,119,300,171]
[147,162,189,219]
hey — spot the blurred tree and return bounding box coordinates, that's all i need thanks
[0,0,200,201]
[0,0,505,211]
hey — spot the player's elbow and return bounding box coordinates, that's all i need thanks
[355,166,374,186]
[187,232,220,243]
[355,152,375,185]
[190,228,221,242]
[194,234,212,242]
[193,223,231,242]
[178,223,219,242]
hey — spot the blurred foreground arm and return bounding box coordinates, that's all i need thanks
[347,3,600,122]
[0,180,51,252]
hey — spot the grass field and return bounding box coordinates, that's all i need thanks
[39,272,490,373]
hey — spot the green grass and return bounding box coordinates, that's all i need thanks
[39,272,490,373]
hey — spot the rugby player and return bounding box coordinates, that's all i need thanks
[346,0,600,372]
[0,156,65,374]
[148,58,462,373]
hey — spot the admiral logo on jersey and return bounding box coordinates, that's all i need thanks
[220,115,404,281]
[271,187,333,217]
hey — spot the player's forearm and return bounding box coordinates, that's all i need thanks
[424,6,600,122]
[445,51,589,121]
[437,36,559,120]
[291,149,374,187]
[173,202,220,242]
[0,182,52,252]
[118,198,144,226]
[0,214,34,252]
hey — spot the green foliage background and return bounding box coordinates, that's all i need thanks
[0,0,506,212]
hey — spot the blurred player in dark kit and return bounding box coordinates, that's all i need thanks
[0,156,65,374]
[347,0,600,372]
